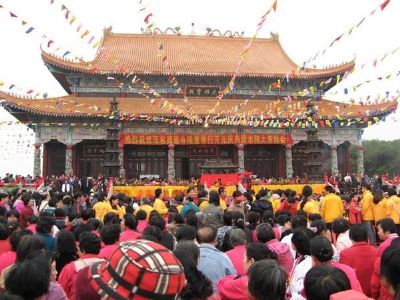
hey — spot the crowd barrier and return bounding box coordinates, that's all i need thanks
[113,184,327,199]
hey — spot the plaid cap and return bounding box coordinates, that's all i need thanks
[89,240,186,300]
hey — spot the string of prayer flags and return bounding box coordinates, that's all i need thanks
[216,0,278,101]
[302,0,392,68]
[48,0,101,49]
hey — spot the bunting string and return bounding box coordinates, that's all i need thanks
[49,0,101,49]
[301,0,392,69]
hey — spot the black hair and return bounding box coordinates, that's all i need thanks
[123,214,138,230]
[292,227,315,256]
[300,185,313,210]
[185,213,199,228]
[291,214,307,229]
[149,214,166,231]
[0,223,9,240]
[81,209,95,221]
[349,223,368,242]
[373,190,384,205]
[72,223,94,242]
[173,249,213,300]
[247,211,260,230]
[142,225,163,243]
[310,219,328,236]
[5,254,50,299]
[196,225,217,244]
[21,193,31,206]
[246,242,277,261]
[36,215,56,234]
[325,185,335,193]
[208,190,220,206]
[380,244,400,300]
[198,190,208,198]
[256,223,275,244]
[136,209,147,221]
[100,224,121,245]
[78,231,101,254]
[155,188,163,198]
[217,187,225,195]
[388,187,397,197]
[54,208,66,218]
[103,212,120,225]
[377,218,397,234]
[248,260,287,300]
[308,213,322,222]
[175,192,184,203]
[332,218,350,235]
[222,211,234,226]
[176,225,196,242]
[175,241,200,262]
[261,210,275,226]
[174,213,184,225]
[275,212,291,227]
[310,236,334,263]
[304,264,351,300]
[16,235,45,262]
[56,230,77,255]
[9,229,32,252]
[6,209,19,220]
[87,218,102,231]
[232,211,245,229]
[27,215,38,225]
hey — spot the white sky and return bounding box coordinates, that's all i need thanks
[0,0,399,176]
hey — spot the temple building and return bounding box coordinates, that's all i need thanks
[0,29,397,180]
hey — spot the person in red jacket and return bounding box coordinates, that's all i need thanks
[218,242,278,300]
[339,224,378,297]
[349,193,362,225]
[277,189,299,216]
[58,232,103,300]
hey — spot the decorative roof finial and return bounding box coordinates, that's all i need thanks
[103,26,113,36]
[191,22,195,35]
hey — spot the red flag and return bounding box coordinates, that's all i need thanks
[47,40,54,47]
[380,0,390,10]
[26,90,33,94]
[9,12,17,18]
[144,13,153,24]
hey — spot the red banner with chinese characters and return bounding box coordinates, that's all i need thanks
[120,133,292,145]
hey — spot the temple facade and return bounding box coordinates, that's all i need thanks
[1,30,397,180]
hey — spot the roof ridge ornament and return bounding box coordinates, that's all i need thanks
[141,27,181,35]
[270,32,279,40]
[205,28,244,37]
[103,26,113,36]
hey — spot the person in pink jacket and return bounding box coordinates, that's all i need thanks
[256,223,294,273]
[218,242,278,300]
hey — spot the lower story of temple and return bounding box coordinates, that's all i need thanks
[31,124,365,180]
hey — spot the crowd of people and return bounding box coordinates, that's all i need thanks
[1,173,400,299]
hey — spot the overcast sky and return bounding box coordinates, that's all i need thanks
[0,0,399,176]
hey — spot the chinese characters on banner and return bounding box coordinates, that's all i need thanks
[185,86,221,97]
[120,133,293,145]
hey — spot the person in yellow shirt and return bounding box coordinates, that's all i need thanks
[217,187,228,210]
[135,197,154,220]
[386,187,400,231]
[372,190,388,223]
[298,185,320,216]
[109,195,126,219]
[320,185,343,230]
[270,194,281,214]
[198,190,209,212]
[93,193,113,222]
[153,188,168,217]
[361,184,375,245]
